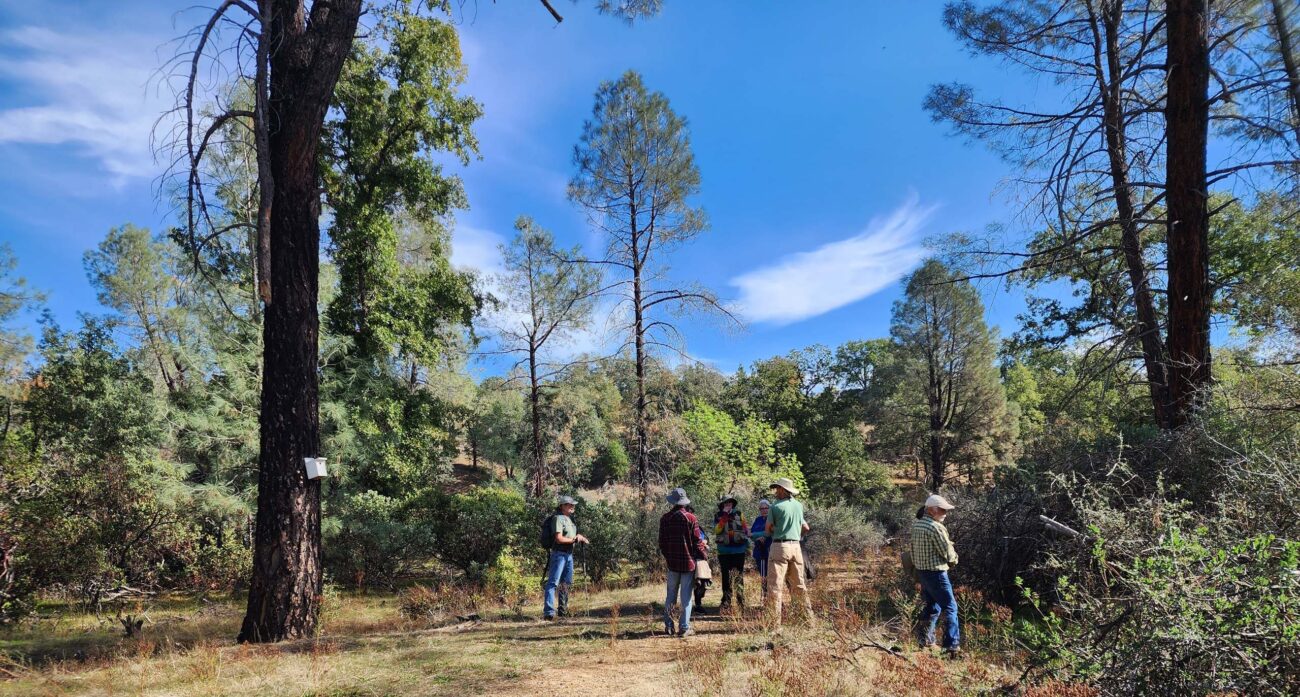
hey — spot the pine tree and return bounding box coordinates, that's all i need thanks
[888,260,1014,491]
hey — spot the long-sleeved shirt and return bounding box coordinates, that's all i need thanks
[910,516,959,571]
[713,511,750,555]
[750,515,771,560]
[659,507,708,573]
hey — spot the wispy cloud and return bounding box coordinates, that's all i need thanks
[0,26,167,180]
[730,195,935,325]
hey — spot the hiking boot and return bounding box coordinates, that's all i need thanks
[678,628,696,638]
[664,623,677,636]
[542,615,557,622]
[941,646,962,660]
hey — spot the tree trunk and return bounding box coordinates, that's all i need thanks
[238,0,362,644]
[529,344,544,498]
[1164,0,1213,428]
[1269,0,1300,153]
[1095,0,1173,428]
[632,261,649,492]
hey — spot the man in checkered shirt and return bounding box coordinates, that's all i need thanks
[910,494,961,656]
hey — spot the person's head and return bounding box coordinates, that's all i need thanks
[557,495,577,516]
[757,499,771,517]
[769,477,800,500]
[718,495,738,514]
[666,487,691,510]
[922,494,955,522]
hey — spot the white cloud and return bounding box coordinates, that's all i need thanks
[0,26,168,180]
[730,195,935,325]
[451,224,507,275]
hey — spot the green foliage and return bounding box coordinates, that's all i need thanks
[323,1,481,362]
[468,379,528,477]
[803,504,886,558]
[804,426,892,505]
[1037,497,1300,694]
[590,439,630,485]
[324,490,435,589]
[417,487,529,580]
[571,497,628,583]
[674,403,806,499]
[885,259,1015,488]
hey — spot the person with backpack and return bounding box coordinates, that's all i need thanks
[750,499,772,601]
[659,488,708,637]
[712,495,750,614]
[541,495,588,621]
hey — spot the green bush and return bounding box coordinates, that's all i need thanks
[1027,477,1300,695]
[325,490,434,588]
[484,549,534,609]
[572,497,630,583]
[589,440,630,485]
[421,487,529,581]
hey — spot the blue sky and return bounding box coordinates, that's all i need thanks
[0,0,1035,374]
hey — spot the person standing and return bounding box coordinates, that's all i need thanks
[750,499,772,600]
[911,494,960,657]
[659,488,708,637]
[684,505,712,611]
[712,495,750,613]
[764,478,813,629]
[542,496,588,621]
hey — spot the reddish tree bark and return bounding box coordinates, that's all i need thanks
[238,0,363,643]
[1164,0,1213,427]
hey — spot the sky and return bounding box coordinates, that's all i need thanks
[0,0,1038,375]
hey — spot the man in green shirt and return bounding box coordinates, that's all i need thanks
[764,477,813,629]
[542,496,588,620]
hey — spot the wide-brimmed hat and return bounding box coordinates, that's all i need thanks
[718,494,739,507]
[924,494,955,510]
[557,495,577,507]
[666,487,691,506]
[769,477,800,495]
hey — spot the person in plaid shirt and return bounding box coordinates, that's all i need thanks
[659,488,708,637]
[910,494,960,656]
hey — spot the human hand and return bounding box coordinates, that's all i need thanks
[576,534,589,544]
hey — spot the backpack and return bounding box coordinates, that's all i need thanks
[539,514,556,550]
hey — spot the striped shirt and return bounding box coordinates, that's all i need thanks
[910,516,958,571]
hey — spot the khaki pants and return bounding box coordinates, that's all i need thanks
[765,541,812,626]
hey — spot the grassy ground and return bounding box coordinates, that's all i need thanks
[0,557,1027,696]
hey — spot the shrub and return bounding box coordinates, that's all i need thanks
[804,503,886,558]
[1026,473,1300,695]
[189,524,251,591]
[589,440,630,485]
[398,583,477,623]
[483,550,533,609]
[324,490,434,588]
[420,487,529,581]
[572,497,630,583]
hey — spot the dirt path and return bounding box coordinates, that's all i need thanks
[488,583,747,696]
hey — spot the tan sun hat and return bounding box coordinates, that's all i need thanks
[769,477,800,495]
[924,494,956,510]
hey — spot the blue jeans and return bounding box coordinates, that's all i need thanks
[542,550,574,618]
[664,569,696,632]
[917,570,960,649]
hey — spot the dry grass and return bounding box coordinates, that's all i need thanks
[0,555,1090,696]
